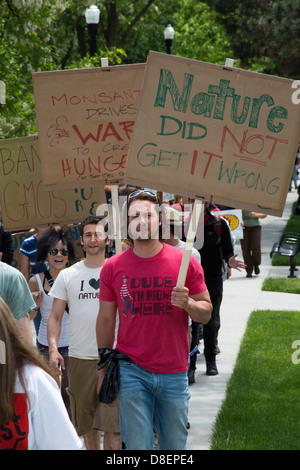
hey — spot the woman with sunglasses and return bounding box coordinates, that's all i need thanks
[28,227,76,416]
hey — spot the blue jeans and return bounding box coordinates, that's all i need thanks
[118,361,190,450]
[122,296,134,317]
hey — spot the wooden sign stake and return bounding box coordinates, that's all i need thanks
[111,184,122,254]
[176,58,234,286]
[99,58,122,255]
[176,198,203,287]
[225,58,234,67]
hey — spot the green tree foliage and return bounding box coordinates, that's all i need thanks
[172,0,233,64]
[42,0,161,67]
[205,0,300,78]
[0,1,128,138]
[0,0,55,137]
[5,0,290,140]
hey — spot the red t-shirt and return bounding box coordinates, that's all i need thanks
[0,394,29,450]
[100,243,207,373]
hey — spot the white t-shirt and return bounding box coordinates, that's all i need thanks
[36,274,70,348]
[175,240,201,263]
[49,260,102,359]
[0,363,82,450]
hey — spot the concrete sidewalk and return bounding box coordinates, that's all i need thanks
[186,190,300,450]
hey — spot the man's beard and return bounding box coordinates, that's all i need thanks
[84,242,106,255]
[130,224,159,241]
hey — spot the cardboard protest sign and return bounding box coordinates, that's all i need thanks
[0,136,106,231]
[10,231,33,270]
[125,51,300,216]
[212,209,243,239]
[32,64,145,189]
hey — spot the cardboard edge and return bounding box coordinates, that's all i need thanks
[32,63,146,78]
[123,176,283,217]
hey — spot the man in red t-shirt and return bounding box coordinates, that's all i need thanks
[96,189,212,450]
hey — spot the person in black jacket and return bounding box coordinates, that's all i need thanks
[294,185,300,215]
[0,223,14,265]
[189,203,245,381]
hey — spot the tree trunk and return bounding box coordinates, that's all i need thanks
[76,23,87,58]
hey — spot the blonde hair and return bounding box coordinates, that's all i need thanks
[0,298,59,425]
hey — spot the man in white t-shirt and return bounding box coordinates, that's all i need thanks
[47,215,121,450]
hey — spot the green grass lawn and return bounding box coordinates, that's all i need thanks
[210,310,300,450]
[262,277,300,294]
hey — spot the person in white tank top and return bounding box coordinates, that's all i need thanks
[28,227,76,417]
[35,273,70,348]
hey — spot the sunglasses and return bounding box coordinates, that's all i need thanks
[128,189,158,201]
[49,248,69,256]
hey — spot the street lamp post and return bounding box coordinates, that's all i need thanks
[164,24,174,54]
[85,4,100,56]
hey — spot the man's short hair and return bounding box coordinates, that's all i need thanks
[79,215,110,238]
[125,189,162,242]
